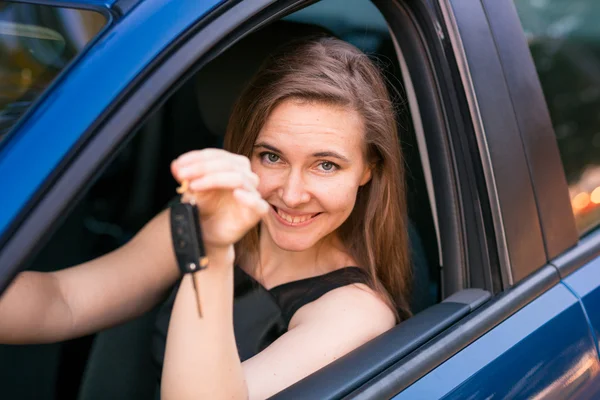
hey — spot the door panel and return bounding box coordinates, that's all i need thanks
[395,283,600,399]
[563,257,600,358]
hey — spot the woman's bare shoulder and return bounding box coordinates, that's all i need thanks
[289,283,396,337]
[241,283,397,399]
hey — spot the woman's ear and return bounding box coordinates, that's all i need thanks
[359,165,373,186]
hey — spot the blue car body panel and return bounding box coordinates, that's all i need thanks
[564,259,600,358]
[395,283,600,399]
[0,0,223,236]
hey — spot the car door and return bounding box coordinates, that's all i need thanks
[1,0,598,399]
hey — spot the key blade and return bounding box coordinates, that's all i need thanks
[191,272,203,318]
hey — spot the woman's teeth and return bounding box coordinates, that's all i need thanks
[276,208,316,224]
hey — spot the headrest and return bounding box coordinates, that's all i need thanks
[194,21,334,137]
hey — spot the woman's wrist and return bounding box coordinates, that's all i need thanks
[205,244,235,266]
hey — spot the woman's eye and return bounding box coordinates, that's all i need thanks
[319,161,338,172]
[261,152,280,163]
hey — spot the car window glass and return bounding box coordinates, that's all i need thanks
[515,0,600,234]
[0,2,106,141]
[284,0,387,50]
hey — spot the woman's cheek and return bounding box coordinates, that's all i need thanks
[316,178,359,211]
[255,168,280,198]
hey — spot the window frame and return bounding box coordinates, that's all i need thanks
[376,0,470,298]
[383,0,503,296]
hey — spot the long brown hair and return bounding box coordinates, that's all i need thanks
[223,36,411,320]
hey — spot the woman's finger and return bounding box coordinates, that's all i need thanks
[176,158,256,183]
[174,149,227,166]
[233,189,270,216]
[188,172,257,192]
[175,149,251,170]
[246,171,260,188]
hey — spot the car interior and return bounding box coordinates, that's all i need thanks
[0,1,441,398]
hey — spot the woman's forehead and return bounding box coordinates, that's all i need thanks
[257,100,364,151]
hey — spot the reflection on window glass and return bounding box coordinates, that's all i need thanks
[283,0,388,51]
[0,2,106,141]
[515,0,600,234]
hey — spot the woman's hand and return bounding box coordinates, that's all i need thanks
[171,149,269,252]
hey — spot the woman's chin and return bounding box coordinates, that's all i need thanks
[271,235,317,252]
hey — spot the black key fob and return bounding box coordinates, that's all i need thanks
[170,201,208,274]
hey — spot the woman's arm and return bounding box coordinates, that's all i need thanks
[161,246,247,400]
[0,209,181,344]
[0,148,261,345]
[162,149,269,400]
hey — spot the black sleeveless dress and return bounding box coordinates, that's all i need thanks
[151,265,369,389]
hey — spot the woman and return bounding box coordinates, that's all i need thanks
[0,37,411,399]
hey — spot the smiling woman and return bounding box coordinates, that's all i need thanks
[222,37,411,318]
[156,37,410,399]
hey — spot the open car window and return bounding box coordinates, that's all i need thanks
[0,2,107,141]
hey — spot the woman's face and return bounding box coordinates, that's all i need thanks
[250,99,372,252]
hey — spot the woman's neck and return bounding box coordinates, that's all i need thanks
[248,225,354,290]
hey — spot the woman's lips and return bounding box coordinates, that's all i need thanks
[271,205,321,227]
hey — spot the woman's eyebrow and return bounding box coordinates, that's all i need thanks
[254,142,282,153]
[254,142,350,163]
[312,151,350,163]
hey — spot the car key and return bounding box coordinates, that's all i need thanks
[170,192,208,317]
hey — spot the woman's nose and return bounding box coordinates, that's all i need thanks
[279,170,310,208]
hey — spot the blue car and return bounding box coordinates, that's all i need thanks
[1,0,600,398]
